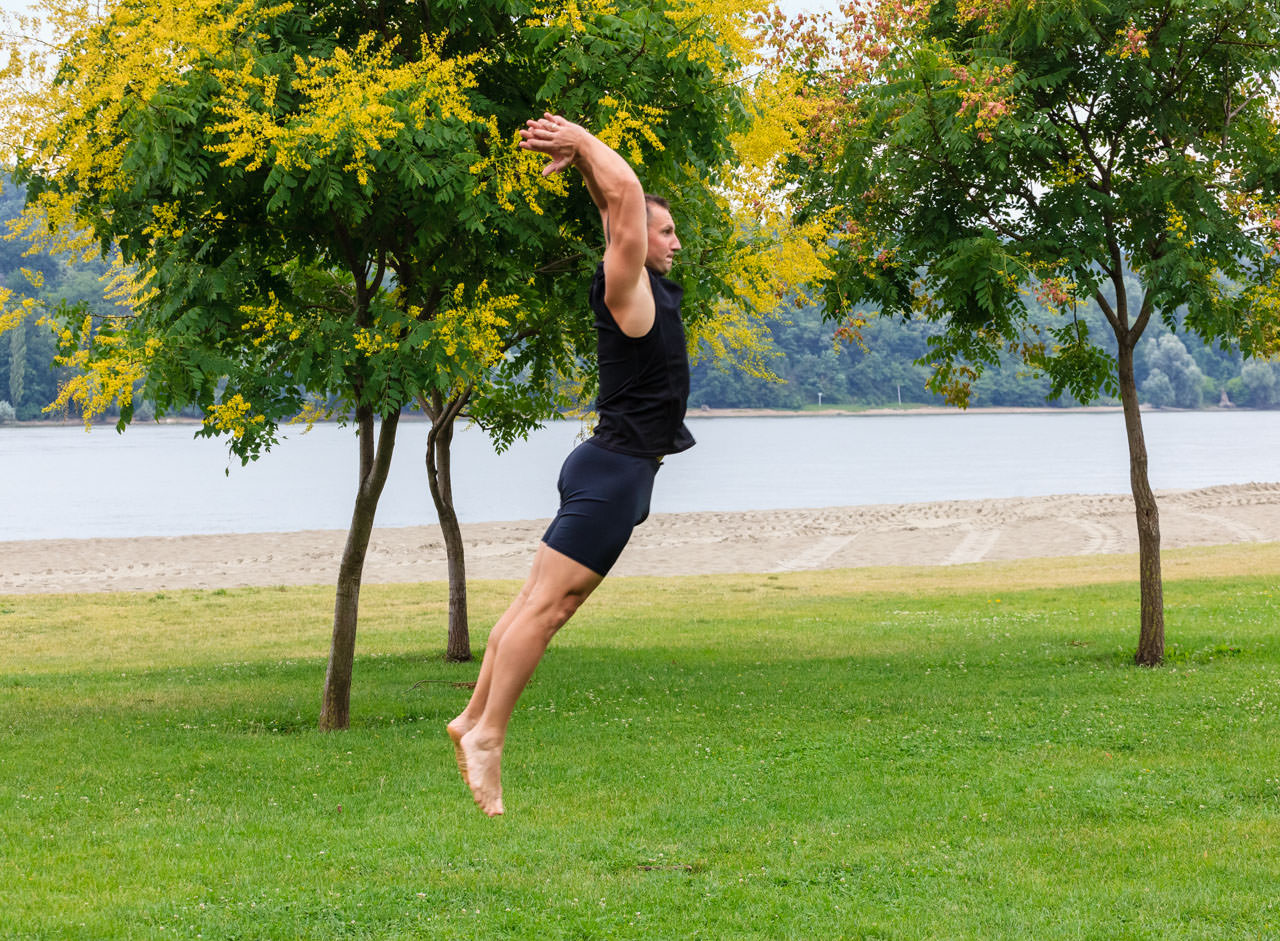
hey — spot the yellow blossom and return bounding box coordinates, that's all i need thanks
[204,392,266,439]
[431,281,522,375]
[211,32,486,186]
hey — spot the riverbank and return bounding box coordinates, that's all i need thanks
[4,482,1278,594]
[689,404,1130,418]
[7,401,1265,429]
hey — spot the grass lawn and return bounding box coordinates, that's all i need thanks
[2,545,1279,939]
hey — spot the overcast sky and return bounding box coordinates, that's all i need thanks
[0,0,843,18]
[0,1,845,56]
[776,0,841,16]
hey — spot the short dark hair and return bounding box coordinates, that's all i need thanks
[644,194,670,218]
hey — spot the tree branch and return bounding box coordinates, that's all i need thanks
[535,250,593,274]
[1094,289,1121,333]
[415,390,439,422]
[366,247,387,296]
[1048,106,1108,181]
[441,385,473,428]
[497,327,540,355]
[332,221,371,324]
[1131,285,1156,340]
[1158,15,1230,108]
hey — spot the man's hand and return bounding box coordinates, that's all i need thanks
[519,113,587,177]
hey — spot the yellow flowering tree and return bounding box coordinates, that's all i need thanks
[686,60,836,381]
[1,0,817,728]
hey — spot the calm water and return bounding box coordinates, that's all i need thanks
[2,410,1278,540]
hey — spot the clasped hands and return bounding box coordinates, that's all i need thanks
[519,113,587,177]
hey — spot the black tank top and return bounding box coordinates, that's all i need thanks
[590,262,696,458]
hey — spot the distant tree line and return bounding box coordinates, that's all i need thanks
[4,175,1279,424]
[690,293,1280,412]
[0,180,85,421]
[0,178,202,423]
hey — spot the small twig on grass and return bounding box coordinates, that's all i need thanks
[408,679,477,690]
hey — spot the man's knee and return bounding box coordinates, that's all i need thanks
[546,590,588,628]
[513,580,535,610]
[527,587,589,636]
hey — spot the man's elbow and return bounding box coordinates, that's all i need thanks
[603,175,644,214]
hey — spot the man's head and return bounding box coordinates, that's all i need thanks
[644,194,681,275]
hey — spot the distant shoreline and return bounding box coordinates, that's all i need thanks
[4,402,1260,429]
[688,404,1129,418]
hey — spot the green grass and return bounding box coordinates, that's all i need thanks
[3,555,1280,939]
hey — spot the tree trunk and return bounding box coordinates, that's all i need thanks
[426,410,471,662]
[319,408,401,730]
[1116,340,1165,666]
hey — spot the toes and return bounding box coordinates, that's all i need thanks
[476,790,504,817]
[468,778,503,816]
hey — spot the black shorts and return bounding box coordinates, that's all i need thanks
[541,438,661,576]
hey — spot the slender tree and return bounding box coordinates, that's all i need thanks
[784,0,1280,664]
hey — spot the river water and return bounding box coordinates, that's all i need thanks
[2,410,1277,540]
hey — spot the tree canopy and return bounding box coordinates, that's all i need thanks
[781,0,1280,663]
[0,0,827,441]
[0,0,828,723]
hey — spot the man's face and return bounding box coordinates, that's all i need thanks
[645,205,681,275]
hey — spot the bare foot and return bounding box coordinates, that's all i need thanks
[446,717,474,786]
[459,729,505,816]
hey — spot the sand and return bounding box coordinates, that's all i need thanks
[3,482,1279,594]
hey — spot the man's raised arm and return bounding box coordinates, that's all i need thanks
[520,114,655,337]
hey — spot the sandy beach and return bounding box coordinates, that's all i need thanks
[3,482,1279,594]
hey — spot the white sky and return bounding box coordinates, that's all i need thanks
[0,0,844,19]
[777,0,841,15]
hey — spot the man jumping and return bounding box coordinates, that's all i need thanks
[446,113,695,816]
